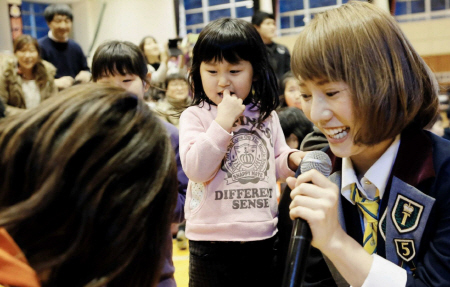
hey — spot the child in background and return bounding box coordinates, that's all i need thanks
[275,106,314,200]
[277,107,313,150]
[91,40,188,287]
[179,18,303,287]
[286,2,450,286]
[279,71,302,110]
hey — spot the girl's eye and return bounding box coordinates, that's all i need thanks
[123,79,132,83]
[230,70,240,74]
[208,70,217,74]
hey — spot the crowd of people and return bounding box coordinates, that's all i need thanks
[0,1,449,287]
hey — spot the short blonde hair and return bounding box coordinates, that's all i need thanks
[291,1,439,145]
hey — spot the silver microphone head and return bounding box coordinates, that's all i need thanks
[300,151,332,177]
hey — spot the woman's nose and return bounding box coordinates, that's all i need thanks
[310,96,332,124]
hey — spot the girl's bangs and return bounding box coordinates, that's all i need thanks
[197,33,253,64]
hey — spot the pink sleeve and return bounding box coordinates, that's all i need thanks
[179,108,232,183]
[272,111,297,180]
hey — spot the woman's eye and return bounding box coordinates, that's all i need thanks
[300,94,311,100]
[326,91,339,97]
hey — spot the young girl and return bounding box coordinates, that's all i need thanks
[279,71,302,110]
[287,2,449,286]
[179,18,303,286]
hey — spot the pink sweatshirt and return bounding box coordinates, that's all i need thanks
[179,104,296,241]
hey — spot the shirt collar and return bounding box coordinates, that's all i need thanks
[341,134,401,204]
[48,31,69,43]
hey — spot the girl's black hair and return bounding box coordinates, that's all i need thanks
[92,41,148,83]
[189,18,279,122]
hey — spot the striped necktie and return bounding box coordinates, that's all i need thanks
[350,183,380,254]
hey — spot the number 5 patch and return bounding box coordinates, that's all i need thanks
[394,238,416,262]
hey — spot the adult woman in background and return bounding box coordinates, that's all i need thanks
[0,35,57,116]
[139,35,169,85]
[0,84,177,287]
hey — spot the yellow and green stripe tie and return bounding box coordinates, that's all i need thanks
[351,183,380,254]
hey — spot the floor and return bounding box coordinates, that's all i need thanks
[173,239,189,287]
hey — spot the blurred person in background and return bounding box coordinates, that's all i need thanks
[38,4,90,90]
[252,11,291,86]
[0,35,57,116]
[139,36,169,85]
[156,73,190,128]
[279,71,302,110]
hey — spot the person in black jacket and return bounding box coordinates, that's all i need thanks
[252,11,290,87]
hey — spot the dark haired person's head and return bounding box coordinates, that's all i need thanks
[251,11,274,27]
[44,4,73,42]
[277,107,313,149]
[0,83,177,286]
[251,11,276,44]
[92,40,151,99]
[139,36,160,64]
[291,1,439,146]
[189,17,279,121]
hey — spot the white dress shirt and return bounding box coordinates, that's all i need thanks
[340,135,407,287]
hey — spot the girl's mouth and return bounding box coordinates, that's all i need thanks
[218,92,235,98]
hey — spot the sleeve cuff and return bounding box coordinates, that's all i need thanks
[361,254,407,287]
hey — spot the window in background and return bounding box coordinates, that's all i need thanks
[182,0,253,35]
[278,0,350,36]
[21,1,49,39]
[278,0,450,36]
[395,0,450,22]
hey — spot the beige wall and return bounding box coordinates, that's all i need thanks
[274,18,450,57]
[73,0,178,62]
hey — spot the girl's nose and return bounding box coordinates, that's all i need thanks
[218,75,230,87]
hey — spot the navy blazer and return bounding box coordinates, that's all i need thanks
[276,127,450,286]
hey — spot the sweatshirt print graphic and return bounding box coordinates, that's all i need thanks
[180,104,295,241]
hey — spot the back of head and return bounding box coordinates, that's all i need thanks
[291,1,439,145]
[251,10,274,26]
[44,4,73,22]
[0,83,177,286]
[92,40,148,83]
[189,17,279,121]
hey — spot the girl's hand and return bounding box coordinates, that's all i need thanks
[215,89,245,132]
[287,169,344,253]
[288,151,307,171]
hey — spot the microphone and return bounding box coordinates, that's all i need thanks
[282,151,332,287]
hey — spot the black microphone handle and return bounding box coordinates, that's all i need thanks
[282,217,312,287]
